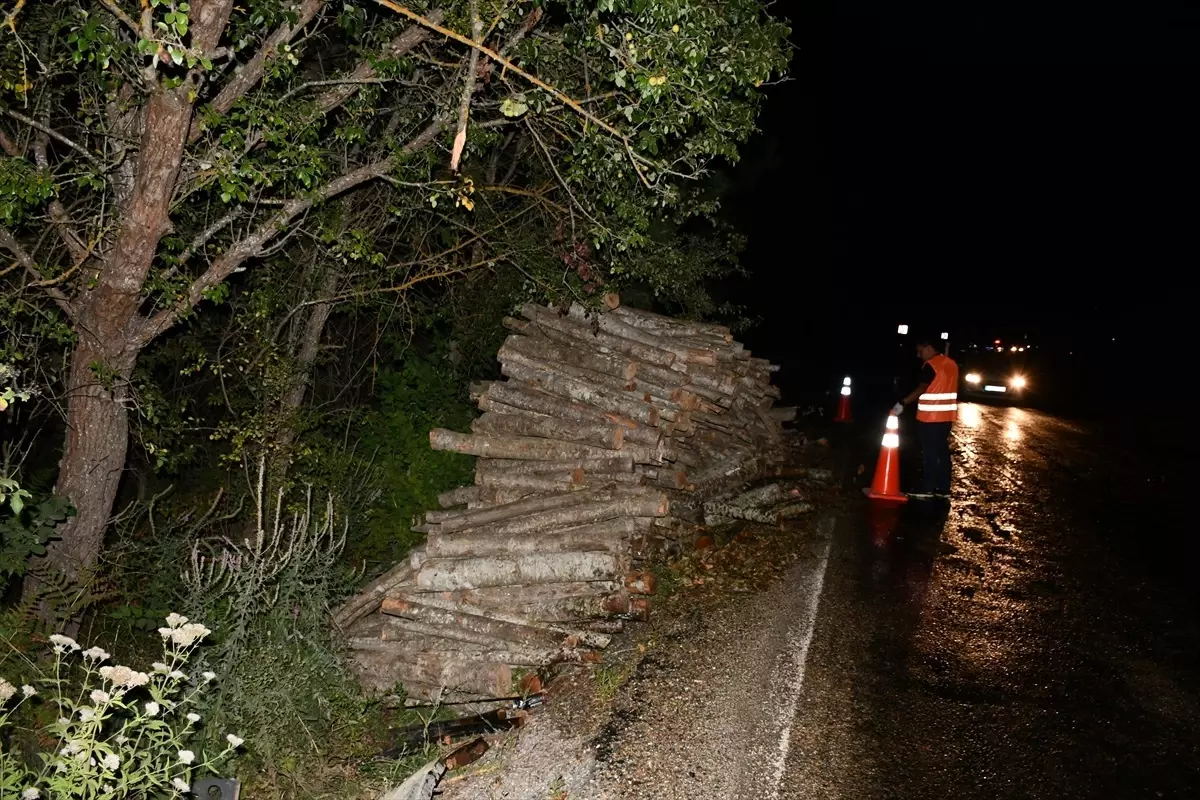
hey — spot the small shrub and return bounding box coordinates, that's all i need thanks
[179,469,356,775]
[0,615,242,798]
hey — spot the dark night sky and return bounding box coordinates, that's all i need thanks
[722,1,1200,387]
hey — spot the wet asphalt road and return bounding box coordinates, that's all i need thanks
[782,402,1200,799]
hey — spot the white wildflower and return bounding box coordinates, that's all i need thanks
[102,753,120,770]
[177,749,195,765]
[172,777,191,793]
[186,712,201,723]
[82,646,110,662]
[22,789,41,799]
[78,707,96,722]
[60,741,80,756]
[165,612,189,628]
[201,671,216,682]
[57,717,69,726]
[151,662,170,673]
[170,623,212,647]
[0,678,15,704]
[115,734,129,744]
[21,684,36,697]
[90,689,110,704]
[103,786,113,794]
[225,733,244,748]
[145,701,160,717]
[158,627,173,640]
[99,665,149,688]
[49,634,80,652]
[168,670,188,681]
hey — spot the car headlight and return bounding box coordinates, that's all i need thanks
[1010,375,1026,389]
[965,373,981,384]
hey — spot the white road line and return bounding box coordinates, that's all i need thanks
[767,516,835,800]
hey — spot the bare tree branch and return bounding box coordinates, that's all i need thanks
[306,12,443,115]
[187,0,325,144]
[137,118,447,346]
[0,227,76,319]
[370,2,624,140]
[2,109,96,162]
[449,0,481,173]
[32,132,89,265]
[98,0,141,36]
[177,206,244,267]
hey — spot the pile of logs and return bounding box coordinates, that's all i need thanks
[335,301,789,701]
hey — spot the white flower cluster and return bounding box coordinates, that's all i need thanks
[98,665,151,689]
[49,634,80,653]
[158,620,212,648]
[0,678,15,704]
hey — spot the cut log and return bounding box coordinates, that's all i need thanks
[521,303,677,367]
[381,597,611,649]
[499,344,637,394]
[371,616,561,664]
[425,486,621,533]
[415,588,646,623]
[500,361,660,426]
[415,552,625,591]
[429,492,667,538]
[609,306,733,341]
[502,330,638,381]
[387,593,611,649]
[472,410,624,450]
[426,517,640,559]
[391,654,513,698]
[475,454,634,476]
[566,304,717,366]
[437,485,480,508]
[767,406,797,422]
[430,429,616,461]
[332,556,418,628]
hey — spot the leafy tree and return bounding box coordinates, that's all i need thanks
[0,0,790,591]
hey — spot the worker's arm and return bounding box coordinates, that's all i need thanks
[901,382,929,408]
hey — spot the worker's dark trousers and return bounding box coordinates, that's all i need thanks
[917,421,953,494]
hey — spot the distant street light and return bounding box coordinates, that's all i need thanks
[940,332,949,340]
[897,324,909,335]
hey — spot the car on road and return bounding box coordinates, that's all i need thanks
[960,351,1031,403]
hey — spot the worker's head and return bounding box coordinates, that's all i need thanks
[915,337,942,361]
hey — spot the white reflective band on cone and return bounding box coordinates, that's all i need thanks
[840,386,851,396]
[919,392,958,401]
[917,403,958,412]
[882,433,900,448]
[843,377,852,386]
[886,415,899,430]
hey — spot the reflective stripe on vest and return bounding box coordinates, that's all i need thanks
[916,353,960,423]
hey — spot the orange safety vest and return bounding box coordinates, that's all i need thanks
[916,353,959,423]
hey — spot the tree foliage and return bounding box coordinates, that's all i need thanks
[0,0,789,588]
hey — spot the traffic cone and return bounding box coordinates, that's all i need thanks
[833,377,853,422]
[864,413,908,504]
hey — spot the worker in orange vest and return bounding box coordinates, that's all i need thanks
[892,335,959,499]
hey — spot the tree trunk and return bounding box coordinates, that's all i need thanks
[35,337,137,588]
[268,266,341,487]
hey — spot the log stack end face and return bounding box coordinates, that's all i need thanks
[339,301,787,700]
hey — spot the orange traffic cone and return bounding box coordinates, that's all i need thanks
[864,413,908,504]
[833,376,853,422]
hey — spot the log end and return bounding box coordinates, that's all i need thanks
[625,570,657,595]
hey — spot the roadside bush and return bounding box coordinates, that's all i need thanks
[177,472,359,776]
[0,615,241,798]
